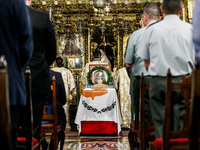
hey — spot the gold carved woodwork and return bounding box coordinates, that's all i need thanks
[30,0,194,79]
[30,0,194,132]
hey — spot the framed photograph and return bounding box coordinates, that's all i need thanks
[68,58,76,68]
[56,56,84,70]
[92,69,108,84]
[87,64,112,85]
[74,56,83,69]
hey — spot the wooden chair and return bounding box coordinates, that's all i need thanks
[17,66,46,150]
[189,69,200,150]
[151,69,192,150]
[0,56,12,150]
[128,74,155,150]
[41,76,64,150]
[128,122,137,150]
[139,74,155,150]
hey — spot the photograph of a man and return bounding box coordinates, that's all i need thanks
[92,70,108,84]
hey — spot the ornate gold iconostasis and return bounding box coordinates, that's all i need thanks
[31,0,194,106]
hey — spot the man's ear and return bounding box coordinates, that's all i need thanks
[142,14,147,26]
[160,5,166,17]
[179,7,183,15]
[160,5,163,14]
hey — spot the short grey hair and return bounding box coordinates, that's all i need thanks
[143,3,160,20]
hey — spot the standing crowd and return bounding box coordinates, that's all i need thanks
[125,0,199,141]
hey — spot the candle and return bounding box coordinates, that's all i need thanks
[49,4,51,21]
[67,0,70,5]
[42,1,46,6]
[54,1,58,5]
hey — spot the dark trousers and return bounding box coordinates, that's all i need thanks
[131,75,151,130]
[149,77,186,139]
[32,95,46,140]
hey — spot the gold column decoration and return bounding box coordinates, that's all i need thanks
[88,29,91,63]
[182,0,194,23]
[111,15,119,69]
[187,0,194,23]
[53,5,62,54]
[117,30,120,69]
[65,16,72,39]
[111,15,118,38]
[87,15,96,63]
[183,0,189,22]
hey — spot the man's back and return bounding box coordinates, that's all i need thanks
[138,15,195,76]
[48,70,66,106]
[26,4,56,140]
[43,70,66,128]
[125,27,148,76]
[28,7,56,96]
[0,0,33,105]
[0,0,33,149]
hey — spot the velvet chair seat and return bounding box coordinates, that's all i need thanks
[153,138,200,149]
[17,137,38,146]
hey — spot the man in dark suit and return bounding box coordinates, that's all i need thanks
[25,0,57,140]
[43,70,67,128]
[0,0,33,149]
[43,70,66,150]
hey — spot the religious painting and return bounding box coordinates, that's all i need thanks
[59,34,84,56]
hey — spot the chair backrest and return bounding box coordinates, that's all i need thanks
[189,69,200,150]
[139,73,154,150]
[0,56,12,150]
[24,66,33,149]
[163,69,192,150]
[42,76,58,150]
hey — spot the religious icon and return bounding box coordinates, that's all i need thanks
[68,58,76,68]
[62,39,81,55]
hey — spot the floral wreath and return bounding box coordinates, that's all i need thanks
[87,66,112,85]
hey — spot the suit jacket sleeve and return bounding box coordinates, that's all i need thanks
[18,4,33,67]
[45,14,56,66]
